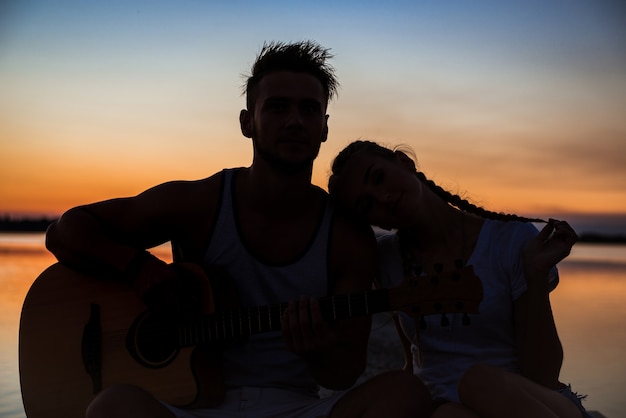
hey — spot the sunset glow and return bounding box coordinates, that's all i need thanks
[1,1,625,226]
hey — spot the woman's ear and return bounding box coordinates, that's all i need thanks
[394,150,416,172]
[240,109,253,138]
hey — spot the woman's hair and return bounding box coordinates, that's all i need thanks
[328,140,545,224]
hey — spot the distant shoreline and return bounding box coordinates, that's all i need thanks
[0,217,58,233]
[576,233,626,244]
[2,216,626,244]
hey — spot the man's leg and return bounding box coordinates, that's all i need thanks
[431,402,480,418]
[86,384,176,418]
[330,370,433,418]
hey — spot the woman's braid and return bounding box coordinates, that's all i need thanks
[329,140,545,224]
[413,171,545,223]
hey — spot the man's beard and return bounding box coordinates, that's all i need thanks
[253,140,320,174]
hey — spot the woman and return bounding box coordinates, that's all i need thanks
[328,140,591,418]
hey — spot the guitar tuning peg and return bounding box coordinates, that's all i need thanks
[420,316,427,329]
[440,314,449,327]
[462,313,471,326]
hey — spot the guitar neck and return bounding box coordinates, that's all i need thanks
[178,289,390,347]
[173,265,483,348]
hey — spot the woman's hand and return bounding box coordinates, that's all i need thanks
[516,219,575,386]
[522,219,578,278]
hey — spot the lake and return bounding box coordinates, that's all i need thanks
[1,232,625,417]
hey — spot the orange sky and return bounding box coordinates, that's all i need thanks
[1,1,625,223]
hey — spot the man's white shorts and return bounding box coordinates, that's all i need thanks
[163,386,346,418]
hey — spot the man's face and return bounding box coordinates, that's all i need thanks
[240,71,329,172]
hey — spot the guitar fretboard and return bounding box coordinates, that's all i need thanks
[177,289,391,347]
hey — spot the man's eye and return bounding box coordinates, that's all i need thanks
[372,170,384,185]
[302,104,320,113]
[267,102,287,111]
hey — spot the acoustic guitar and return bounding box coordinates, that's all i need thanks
[19,262,482,418]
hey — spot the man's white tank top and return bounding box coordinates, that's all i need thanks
[203,168,334,394]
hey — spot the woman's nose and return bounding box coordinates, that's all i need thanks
[377,190,393,206]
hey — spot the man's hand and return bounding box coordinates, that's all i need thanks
[281,296,338,358]
[135,260,211,319]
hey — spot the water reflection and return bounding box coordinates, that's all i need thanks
[1,235,624,417]
[0,235,173,418]
[552,262,626,416]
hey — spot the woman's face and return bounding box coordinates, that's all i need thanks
[334,152,422,229]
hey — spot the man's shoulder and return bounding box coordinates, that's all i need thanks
[161,171,225,193]
[139,171,226,217]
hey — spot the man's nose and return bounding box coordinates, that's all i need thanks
[286,107,303,127]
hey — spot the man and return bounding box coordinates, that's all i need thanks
[46,41,430,417]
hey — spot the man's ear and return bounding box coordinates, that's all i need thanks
[394,150,416,172]
[240,109,253,138]
[321,114,329,143]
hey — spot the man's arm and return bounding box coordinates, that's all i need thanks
[46,177,219,295]
[48,183,175,272]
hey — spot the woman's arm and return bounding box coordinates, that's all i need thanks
[514,220,577,388]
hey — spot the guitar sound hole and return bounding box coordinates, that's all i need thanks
[127,312,179,368]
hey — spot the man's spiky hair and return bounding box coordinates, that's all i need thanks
[243,40,339,109]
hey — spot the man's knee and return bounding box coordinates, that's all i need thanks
[431,402,480,418]
[458,363,501,404]
[381,370,431,400]
[86,384,156,418]
[367,371,433,415]
[332,370,433,417]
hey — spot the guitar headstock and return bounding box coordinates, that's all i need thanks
[387,265,483,322]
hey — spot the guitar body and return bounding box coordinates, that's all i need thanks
[19,261,483,418]
[19,263,223,418]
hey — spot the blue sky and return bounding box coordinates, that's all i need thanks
[1,0,625,232]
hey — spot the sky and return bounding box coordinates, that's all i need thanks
[1,0,625,233]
